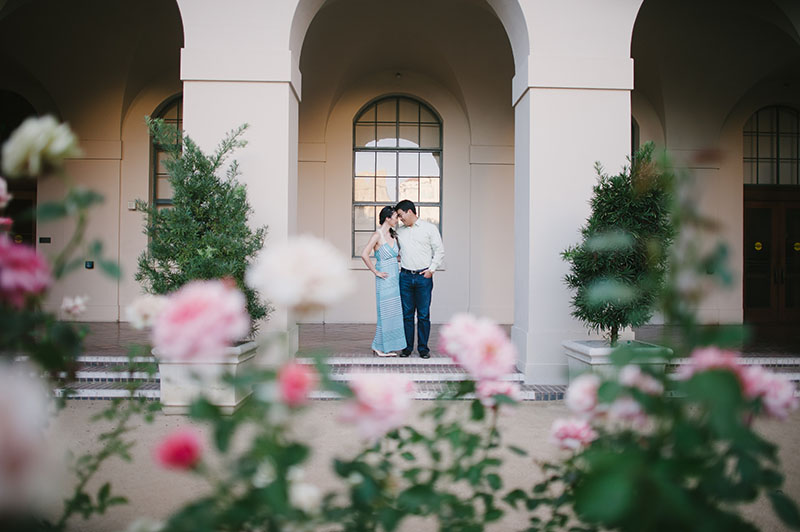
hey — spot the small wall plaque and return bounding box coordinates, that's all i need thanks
[754,242,763,251]
[39,237,51,244]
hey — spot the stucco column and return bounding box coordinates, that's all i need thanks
[511,3,639,383]
[177,0,301,355]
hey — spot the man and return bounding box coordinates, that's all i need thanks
[394,199,444,359]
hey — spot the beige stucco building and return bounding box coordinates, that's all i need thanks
[1,0,798,384]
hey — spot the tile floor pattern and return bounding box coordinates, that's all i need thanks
[57,322,799,401]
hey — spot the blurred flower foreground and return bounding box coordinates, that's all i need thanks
[0,117,798,532]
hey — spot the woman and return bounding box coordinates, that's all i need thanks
[360,206,407,357]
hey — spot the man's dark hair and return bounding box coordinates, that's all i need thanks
[395,199,416,215]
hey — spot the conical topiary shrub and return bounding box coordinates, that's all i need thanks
[562,143,674,345]
[136,118,268,330]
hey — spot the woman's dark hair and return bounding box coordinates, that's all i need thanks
[379,205,397,239]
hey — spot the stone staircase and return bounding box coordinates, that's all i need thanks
[53,350,800,402]
[51,323,800,402]
[54,352,566,401]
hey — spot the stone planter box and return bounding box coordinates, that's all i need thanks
[562,339,672,383]
[157,341,258,415]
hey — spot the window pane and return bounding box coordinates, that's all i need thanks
[420,125,440,148]
[156,150,170,173]
[376,125,396,147]
[354,178,375,201]
[758,161,775,184]
[743,162,754,184]
[161,104,179,120]
[355,152,375,176]
[377,99,396,122]
[357,106,376,123]
[355,125,376,147]
[757,134,774,158]
[779,136,797,159]
[420,177,440,202]
[779,162,798,185]
[420,105,437,123]
[420,153,440,176]
[743,134,754,158]
[354,206,376,230]
[399,125,419,147]
[399,99,419,122]
[156,176,173,200]
[377,152,397,177]
[376,177,397,202]
[354,232,373,255]
[399,152,419,177]
[418,206,440,226]
[399,177,419,202]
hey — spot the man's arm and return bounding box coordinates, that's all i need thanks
[427,223,445,273]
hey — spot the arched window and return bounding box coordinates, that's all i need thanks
[352,95,442,256]
[151,94,182,207]
[743,105,799,185]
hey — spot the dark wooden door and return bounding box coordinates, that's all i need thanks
[744,186,800,323]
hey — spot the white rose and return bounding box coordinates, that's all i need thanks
[0,177,11,208]
[61,295,89,318]
[125,294,168,329]
[2,116,81,177]
[289,482,322,514]
[246,235,354,315]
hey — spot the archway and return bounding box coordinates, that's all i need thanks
[295,0,518,327]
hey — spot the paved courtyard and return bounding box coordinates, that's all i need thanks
[80,322,800,358]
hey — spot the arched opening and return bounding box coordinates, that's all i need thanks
[296,0,517,326]
[742,105,800,323]
[632,0,800,326]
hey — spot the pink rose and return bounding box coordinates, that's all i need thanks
[0,235,51,308]
[741,366,799,420]
[607,396,650,430]
[675,347,743,381]
[0,218,11,231]
[619,365,663,396]
[565,373,602,418]
[439,313,516,381]
[475,380,522,408]
[278,362,318,407]
[152,280,250,361]
[341,374,415,442]
[550,418,598,450]
[155,430,202,470]
[0,177,11,209]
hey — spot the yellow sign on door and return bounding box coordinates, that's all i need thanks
[754,241,763,251]
[794,242,800,252]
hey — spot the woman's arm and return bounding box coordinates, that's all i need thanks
[360,231,388,278]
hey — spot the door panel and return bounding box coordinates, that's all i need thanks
[744,204,777,321]
[781,205,800,321]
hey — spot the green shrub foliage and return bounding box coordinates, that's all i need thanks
[562,143,673,345]
[136,118,268,327]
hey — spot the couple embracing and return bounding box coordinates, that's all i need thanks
[359,200,445,358]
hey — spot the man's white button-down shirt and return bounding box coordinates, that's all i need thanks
[396,219,445,272]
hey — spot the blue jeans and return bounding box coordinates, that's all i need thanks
[399,270,433,354]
